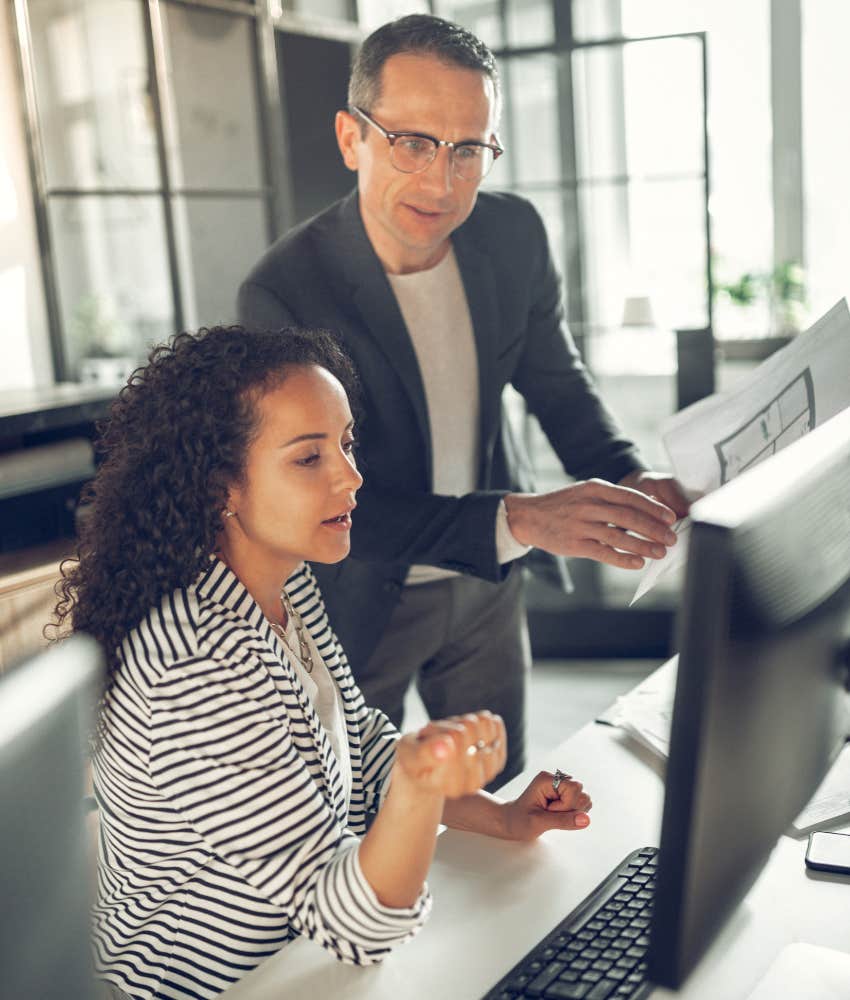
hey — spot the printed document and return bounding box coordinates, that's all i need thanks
[632,299,850,604]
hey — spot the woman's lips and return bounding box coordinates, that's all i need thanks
[321,512,352,530]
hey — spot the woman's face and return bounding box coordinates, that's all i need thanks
[222,364,362,578]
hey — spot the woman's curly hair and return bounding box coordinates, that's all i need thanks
[53,325,357,698]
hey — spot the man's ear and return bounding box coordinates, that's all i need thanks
[335,110,360,172]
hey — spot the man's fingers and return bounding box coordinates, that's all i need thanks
[573,539,646,569]
[584,479,677,524]
[593,524,668,560]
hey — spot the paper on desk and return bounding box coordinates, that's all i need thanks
[789,743,850,836]
[601,656,850,834]
[598,654,678,758]
[631,299,850,604]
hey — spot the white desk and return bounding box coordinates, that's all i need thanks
[221,721,850,1000]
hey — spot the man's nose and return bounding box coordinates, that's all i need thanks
[420,144,454,194]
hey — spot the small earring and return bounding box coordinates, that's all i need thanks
[223,509,236,519]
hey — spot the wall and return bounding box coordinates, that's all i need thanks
[0,3,53,388]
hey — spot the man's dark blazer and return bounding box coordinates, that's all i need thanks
[237,188,645,672]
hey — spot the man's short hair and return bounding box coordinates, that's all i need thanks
[348,14,500,123]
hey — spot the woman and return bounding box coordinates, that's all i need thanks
[56,326,592,1000]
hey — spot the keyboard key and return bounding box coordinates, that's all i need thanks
[580,970,604,983]
[625,947,644,959]
[607,968,628,982]
[558,969,580,983]
[587,980,618,1000]
[558,947,583,963]
[582,948,601,961]
[543,982,590,999]
[526,961,566,996]
[591,960,613,972]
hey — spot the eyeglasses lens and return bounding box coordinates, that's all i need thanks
[390,138,495,181]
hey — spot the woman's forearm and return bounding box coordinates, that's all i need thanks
[358,768,445,909]
[441,789,509,838]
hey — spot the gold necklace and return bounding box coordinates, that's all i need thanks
[271,588,314,674]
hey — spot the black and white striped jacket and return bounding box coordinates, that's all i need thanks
[92,558,431,1000]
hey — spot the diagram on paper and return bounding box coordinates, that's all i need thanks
[714,369,815,484]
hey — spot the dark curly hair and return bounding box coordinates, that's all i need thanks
[53,325,358,700]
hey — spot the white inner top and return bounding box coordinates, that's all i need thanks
[281,610,353,811]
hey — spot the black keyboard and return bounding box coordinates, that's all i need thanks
[482,846,658,1000]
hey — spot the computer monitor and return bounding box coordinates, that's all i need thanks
[0,635,103,1000]
[648,405,850,988]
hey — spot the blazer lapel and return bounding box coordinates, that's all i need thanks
[323,192,432,472]
[452,223,502,482]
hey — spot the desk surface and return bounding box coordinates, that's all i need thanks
[221,719,850,1000]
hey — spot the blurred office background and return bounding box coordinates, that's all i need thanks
[1,1,848,712]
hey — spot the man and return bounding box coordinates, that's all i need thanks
[238,14,688,785]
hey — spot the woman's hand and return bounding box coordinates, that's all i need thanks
[500,770,592,841]
[393,711,507,799]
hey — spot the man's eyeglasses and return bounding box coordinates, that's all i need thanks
[351,106,504,182]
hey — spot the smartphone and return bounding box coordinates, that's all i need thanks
[805,831,850,875]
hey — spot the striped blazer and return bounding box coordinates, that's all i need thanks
[92,558,431,1000]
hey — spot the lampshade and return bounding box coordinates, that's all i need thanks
[621,295,656,328]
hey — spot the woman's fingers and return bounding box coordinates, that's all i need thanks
[404,711,507,798]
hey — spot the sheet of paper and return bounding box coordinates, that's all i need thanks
[790,743,850,835]
[601,659,850,836]
[598,654,678,758]
[631,299,850,604]
[629,518,690,606]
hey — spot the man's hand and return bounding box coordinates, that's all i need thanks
[504,479,678,570]
[500,770,593,841]
[618,470,691,519]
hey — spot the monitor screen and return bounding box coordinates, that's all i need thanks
[649,406,850,988]
[0,635,103,1000]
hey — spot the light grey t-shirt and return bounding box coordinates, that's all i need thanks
[388,248,528,584]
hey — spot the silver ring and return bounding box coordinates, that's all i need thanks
[552,768,571,791]
[466,738,502,757]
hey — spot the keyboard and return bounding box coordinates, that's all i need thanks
[482,846,658,1000]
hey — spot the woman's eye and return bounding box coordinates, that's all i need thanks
[343,438,357,454]
[296,452,320,467]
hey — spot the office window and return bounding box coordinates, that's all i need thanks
[27,0,157,190]
[574,0,774,340]
[159,3,269,328]
[802,2,850,320]
[18,0,274,380]
[435,0,554,49]
[48,195,173,379]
